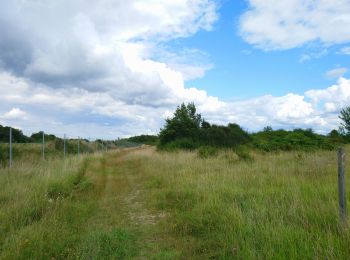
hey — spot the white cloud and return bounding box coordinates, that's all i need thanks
[306,77,350,109]
[0,0,349,138]
[1,108,27,120]
[1,71,349,137]
[325,67,348,79]
[240,0,350,50]
[0,0,218,93]
[0,0,222,137]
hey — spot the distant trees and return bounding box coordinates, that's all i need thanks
[0,125,58,143]
[0,125,30,143]
[157,103,344,151]
[158,103,250,149]
[127,135,158,145]
[339,107,350,135]
[159,103,202,146]
[251,128,334,151]
[30,132,56,142]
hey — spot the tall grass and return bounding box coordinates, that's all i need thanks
[0,140,112,167]
[0,153,100,259]
[1,146,349,258]
[139,147,350,258]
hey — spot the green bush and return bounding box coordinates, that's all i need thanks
[162,138,197,151]
[158,103,250,150]
[198,146,219,158]
[235,147,254,162]
[126,135,159,145]
[252,128,336,151]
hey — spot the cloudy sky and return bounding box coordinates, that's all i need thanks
[1,0,350,139]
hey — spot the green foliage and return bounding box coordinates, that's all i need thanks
[159,103,250,150]
[197,146,219,158]
[235,146,254,162]
[126,135,159,145]
[114,139,142,148]
[252,128,335,151]
[199,123,251,148]
[0,125,30,143]
[159,103,202,146]
[339,106,350,134]
[328,129,345,143]
[30,131,57,142]
[163,138,197,151]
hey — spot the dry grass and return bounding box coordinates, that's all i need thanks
[0,146,349,259]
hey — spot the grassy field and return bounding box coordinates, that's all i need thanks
[0,146,349,259]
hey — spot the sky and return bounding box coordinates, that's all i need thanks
[1,0,350,139]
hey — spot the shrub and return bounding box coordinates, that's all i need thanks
[159,103,202,146]
[235,147,254,162]
[251,128,336,151]
[161,138,197,151]
[198,146,219,158]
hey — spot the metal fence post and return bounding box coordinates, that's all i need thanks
[338,147,347,222]
[64,134,66,158]
[9,127,12,168]
[42,131,45,160]
[78,137,80,156]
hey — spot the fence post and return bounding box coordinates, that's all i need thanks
[78,137,80,156]
[42,131,45,160]
[338,147,347,222]
[64,134,66,158]
[9,127,12,168]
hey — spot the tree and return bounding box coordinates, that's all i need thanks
[339,107,350,135]
[159,103,202,145]
[263,126,273,132]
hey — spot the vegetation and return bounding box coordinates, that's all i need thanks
[157,103,350,152]
[126,135,159,145]
[1,146,349,258]
[0,140,116,167]
[1,104,350,258]
[251,128,335,151]
[339,106,350,135]
[159,103,250,150]
[30,132,57,142]
[0,125,30,143]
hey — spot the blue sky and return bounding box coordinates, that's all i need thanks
[1,0,350,138]
[179,0,349,99]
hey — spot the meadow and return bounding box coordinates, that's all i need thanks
[0,146,349,259]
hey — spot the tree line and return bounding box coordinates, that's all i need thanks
[156,103,350,151]
[3,103,350,151]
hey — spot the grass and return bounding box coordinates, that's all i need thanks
[136,147,350,258]
[0,146,349,259]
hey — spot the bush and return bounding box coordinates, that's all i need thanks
[235,147,254,162]
[158,103,250,150]
[126,135,159,145]
[251,128,336,151]
[159,103,202,146]
[161,138,197,151]
[198,146,219,158]
[199,123,250,148]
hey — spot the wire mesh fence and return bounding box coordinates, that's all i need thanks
[0,127,121,169]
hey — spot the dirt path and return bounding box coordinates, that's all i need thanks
[79,148,166,259]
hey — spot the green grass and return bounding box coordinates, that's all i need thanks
[0,146,349,259]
